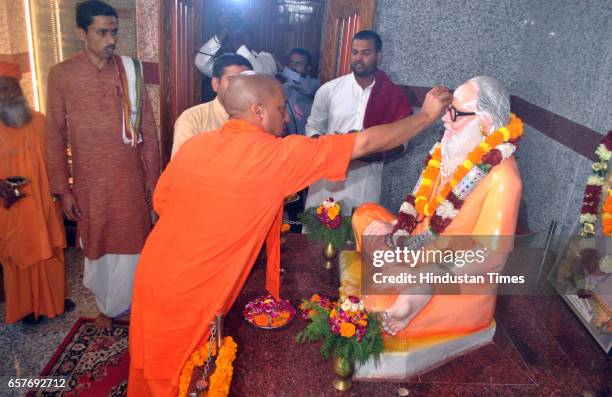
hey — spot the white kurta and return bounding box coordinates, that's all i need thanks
[305,73,381,214]
[195,35,277,77]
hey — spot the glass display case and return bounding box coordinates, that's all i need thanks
[548,221,611,353]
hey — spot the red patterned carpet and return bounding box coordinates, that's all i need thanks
[28,318,129,397]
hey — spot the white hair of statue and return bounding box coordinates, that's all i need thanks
[469,76,510,133]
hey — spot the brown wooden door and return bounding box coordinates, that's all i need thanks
[159,0,203,166]
[320,0,376,83]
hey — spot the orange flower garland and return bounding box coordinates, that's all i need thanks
[178,336,238,397]
[414,114,524,217]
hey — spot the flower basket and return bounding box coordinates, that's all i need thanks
[299,198,353,250]
[296,295,383,366]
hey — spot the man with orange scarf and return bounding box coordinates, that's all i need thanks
[0,62,70,324]
[127,73,451,396]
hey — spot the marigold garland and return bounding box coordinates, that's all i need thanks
[413,114,524,218]
[178,336,238,397]
[391,114,524,240]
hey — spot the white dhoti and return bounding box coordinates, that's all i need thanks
[82,249,139,318]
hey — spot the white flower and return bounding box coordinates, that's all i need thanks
[599,255,612,273]
[435,200,459,219]
[595,144,612,161]
[496,143,516,160]
[395,229,410,236]
[399,202,416,216]
[341,300,352,311]
[579,214,597,224]
[587,175,605,186]
[591,162,608,172]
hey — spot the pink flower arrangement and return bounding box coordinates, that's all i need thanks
[315,198,343,229]
[243,295,296,328]
[328,296,369,342]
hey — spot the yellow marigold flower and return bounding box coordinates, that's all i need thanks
[420,178,432,187]
[427,159,441,168]
[479,141,490,151]
[330,309,337,318]
[328,206,340,220]
[316,206,323,215]
[499,126,510,141]
[340,322,356,338]
[462,159,473,169]
[450,179,458,187]
[423,203,431,216]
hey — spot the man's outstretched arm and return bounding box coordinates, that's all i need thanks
[352,86,451,160]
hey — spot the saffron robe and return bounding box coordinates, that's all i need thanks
[0,112,66,322]
[354,157,522,338]
[45,52,160,260]
[128,119,356,395]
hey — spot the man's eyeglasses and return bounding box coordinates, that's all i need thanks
[448,105,476,122]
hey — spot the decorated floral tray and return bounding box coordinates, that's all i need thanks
[243,295,296,329]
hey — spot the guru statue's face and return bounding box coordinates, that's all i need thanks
[440,81,485,175]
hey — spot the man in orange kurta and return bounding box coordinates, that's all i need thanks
[128,74,452,396]
[353,76,522,338]
[0,62,68,324]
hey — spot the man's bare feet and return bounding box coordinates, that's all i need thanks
[94,312,112,330]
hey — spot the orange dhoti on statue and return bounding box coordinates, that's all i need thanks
[0,113,66,323]
[350,157,522,339]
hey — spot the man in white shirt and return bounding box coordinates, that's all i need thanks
[305,30,413,213]
[195,15,277,77]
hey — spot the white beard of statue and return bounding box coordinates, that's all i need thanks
[440,117,483,178]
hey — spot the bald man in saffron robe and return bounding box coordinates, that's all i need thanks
[0,62,69,324]
[127,74,452,396]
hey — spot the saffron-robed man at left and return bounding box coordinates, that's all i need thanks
[0,61,72,324]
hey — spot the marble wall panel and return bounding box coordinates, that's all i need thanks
[374,0,529,89]
[515,0,612,134]
[136,0,159,62]
[375,0,610,234]
[146,84,160,134]
[0,3,11,53]
[6,1,27,53]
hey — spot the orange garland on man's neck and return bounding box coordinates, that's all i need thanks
[414,114,524,217]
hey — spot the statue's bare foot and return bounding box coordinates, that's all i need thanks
[381,305,414,336]
[94,313,112,330]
